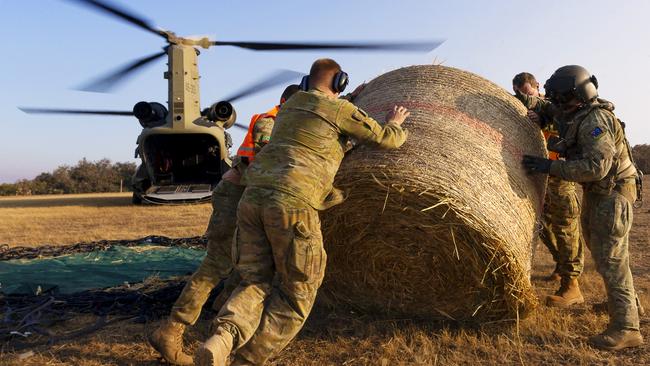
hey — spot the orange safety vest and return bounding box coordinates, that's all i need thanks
[542,130,561,161]
[236,105,280,161]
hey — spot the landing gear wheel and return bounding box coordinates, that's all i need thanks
[132,192,143,205]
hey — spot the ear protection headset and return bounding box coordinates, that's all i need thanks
[300,71,349,93]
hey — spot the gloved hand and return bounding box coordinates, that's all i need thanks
[522,155,552,174]
[546,136,567,155]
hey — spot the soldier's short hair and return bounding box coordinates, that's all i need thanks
[309,58,342,85]
[280,84,301,103]
[513,72,538,88]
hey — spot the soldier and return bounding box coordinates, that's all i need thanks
[512,72,584,307]
[521,65,643,350]
[148,84,301,366]
[193,58,409,366]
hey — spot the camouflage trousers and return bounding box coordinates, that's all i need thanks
[582,181,639,330]
[170,179,245,325]
[540,176,583,278]
[214,187,326,365]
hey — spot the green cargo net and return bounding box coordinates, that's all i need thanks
[0,245,205,295]
[0,237,206,295]
[0,237,217,350]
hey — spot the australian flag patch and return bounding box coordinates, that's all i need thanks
[591,127,604,139]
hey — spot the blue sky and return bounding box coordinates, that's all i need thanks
[1,0,649,182]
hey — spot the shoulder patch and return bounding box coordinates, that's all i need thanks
[590,127,604,139]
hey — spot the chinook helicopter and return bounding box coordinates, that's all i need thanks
[21,0,442,204]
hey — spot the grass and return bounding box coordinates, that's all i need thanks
[1,184,649,365]
[0,193,210,247]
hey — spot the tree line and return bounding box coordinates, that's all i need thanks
[0,159,136,196]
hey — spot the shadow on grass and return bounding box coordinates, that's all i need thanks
[0,194,133,208]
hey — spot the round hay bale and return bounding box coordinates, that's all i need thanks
[320,65,546,322]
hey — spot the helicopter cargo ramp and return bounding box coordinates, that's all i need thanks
[142,184,212,204]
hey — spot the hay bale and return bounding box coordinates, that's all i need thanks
[320,65,546,322]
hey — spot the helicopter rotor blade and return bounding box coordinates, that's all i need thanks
[232,123,249,131]
[64,0,167,39]
[20,107,133,116]
[222,69,305,103]
[211,40,444,52]
[77,50,167,93]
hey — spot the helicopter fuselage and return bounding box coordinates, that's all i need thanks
[132,44,234,204]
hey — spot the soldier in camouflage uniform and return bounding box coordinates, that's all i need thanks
[512,72,584,308]
[148,85,300,366]
[193,58,409,366]
[522,65,643,350]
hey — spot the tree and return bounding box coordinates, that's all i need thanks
[51,166,75,194]
[632,144,650,174]
[0,183,18,196]
[114,162,138,190]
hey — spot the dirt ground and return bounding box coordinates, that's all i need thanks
[1,179,649,365]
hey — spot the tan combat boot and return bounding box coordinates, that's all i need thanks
[589,328,644,351]
[147,318,193,366]
[194,328,234,366]
[546,278,584,308]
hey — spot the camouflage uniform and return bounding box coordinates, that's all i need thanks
[540,176,583,278]
[169,115,275,326]
[214,89,407,365]
[524,95,640,331]
[539,118,583,279]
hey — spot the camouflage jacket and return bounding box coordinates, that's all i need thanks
[518,95,636,193]
[251,116,275,154]
[243,89,407,209]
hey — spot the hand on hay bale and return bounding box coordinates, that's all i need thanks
[522,155,552,175]
[386,105,411,126]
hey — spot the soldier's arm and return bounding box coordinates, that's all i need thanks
[252,116,274,154]
[549,109,616,182]
[515,93,557,119]
[335,101,407,149]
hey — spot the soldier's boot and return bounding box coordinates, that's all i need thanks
[147,318,193,366]
[546,278,584,308]
[589,328,644,351]
[194,328,234,366]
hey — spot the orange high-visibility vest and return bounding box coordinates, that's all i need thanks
[542,130,561,161]
[236,105,280,161]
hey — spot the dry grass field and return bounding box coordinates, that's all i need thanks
[1,180,649,365]
[0,193,210,247]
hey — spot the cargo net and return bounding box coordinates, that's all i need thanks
[0,236,213,351]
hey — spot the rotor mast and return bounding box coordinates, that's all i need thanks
[165,43,201,128]
[163,35,215,128]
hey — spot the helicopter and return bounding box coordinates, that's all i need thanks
[21,0,443,204]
